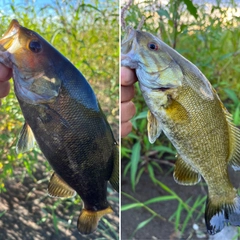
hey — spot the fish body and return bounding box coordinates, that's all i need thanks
[121,26,240,234]
[0,20,118,234]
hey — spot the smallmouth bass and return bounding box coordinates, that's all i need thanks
[0,19,119,235]
[121,26,240,235]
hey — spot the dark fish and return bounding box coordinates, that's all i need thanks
[0,19,119,235]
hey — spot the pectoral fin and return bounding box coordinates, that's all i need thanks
[173,155,201,185]
[48,172,76,198]
[109,143,119,192]
[147,110,162,144]
[16,122,35,154]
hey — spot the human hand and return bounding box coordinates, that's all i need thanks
[121,67,137,137]
[0,63,12,105]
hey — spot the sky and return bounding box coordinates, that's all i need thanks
[0,0,116,14]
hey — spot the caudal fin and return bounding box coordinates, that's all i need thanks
[77,206,113,235]
[205,196,240,234]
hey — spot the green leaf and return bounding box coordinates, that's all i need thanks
[233,104,240,125]
[132,111,148,121]
[0,210,6,218]
[157,9,170,19]
[144,195,176,205]
[121,203,143,211]
[175,202,183,231]
[182,0,198,19]
[131,141,141,191]
[132,216,155,237]
[152,145,176,155]
[224,88,239,105]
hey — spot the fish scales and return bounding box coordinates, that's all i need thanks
[121,27,240,234]
[164,83,230,184]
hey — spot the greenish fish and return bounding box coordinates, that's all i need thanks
[0,19,119,235]
[121,26,240,235]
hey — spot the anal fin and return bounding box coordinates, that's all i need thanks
[147,110,162,144]
[77,206,113,235]
[173,155,201,185]
[16,122,35,154]
[48,172,76,198]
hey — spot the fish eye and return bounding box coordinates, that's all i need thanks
[147,42,159,51]
[29,40,42,53]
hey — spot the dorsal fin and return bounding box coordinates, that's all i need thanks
[109,144,119,192]
[225,110,240,170]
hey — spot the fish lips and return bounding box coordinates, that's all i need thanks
[0,19,20,51]
[121,55,178,91]
[139,81,176,93]
[121,52,139,69]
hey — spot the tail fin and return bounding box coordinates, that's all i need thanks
[77,206,113,235]
[205,196,240,235]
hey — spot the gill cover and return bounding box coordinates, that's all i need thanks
[0,19,61,105]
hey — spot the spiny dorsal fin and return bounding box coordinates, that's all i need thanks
[48,172,76,198]
[173,155,201,185]
[77,206,113,235]
[16,122,35,154]
[147,110,162,144]
[226,114,240,171]
[109,144,119,192]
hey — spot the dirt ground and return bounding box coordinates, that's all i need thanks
[121,159,240,240]
[0,159,119,240]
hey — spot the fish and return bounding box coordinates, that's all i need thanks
[0,19,119,235]
[121,26,240,235]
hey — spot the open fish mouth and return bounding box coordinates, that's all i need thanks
[0,19,20,51]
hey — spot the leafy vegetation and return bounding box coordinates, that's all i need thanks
[0,0,119,238]
[121,0,240,238]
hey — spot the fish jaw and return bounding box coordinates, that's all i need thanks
[0,19,20,51]
[0,20,61,105]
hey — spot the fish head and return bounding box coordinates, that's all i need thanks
[0,19,61,104]
[121,26,184,112]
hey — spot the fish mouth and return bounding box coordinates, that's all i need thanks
[0,19,20,51]
[155,87,170,92]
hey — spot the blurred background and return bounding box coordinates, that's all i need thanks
[0,0,119,239]
[121,0,240,239]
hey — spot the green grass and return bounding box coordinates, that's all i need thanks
[121,0,240,238]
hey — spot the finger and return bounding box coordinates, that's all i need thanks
[121,85,134,102]
[0,81,10,98]
[121,67,137,86]
[0,63,12,82]
[121,121,132,137]
[121,101,136,122]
